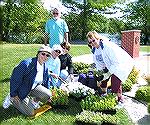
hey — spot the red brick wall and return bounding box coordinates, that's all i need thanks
[121,30,141,58]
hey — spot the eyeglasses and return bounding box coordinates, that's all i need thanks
[88,39,95,44]
[53,12,59,15]
[55,50,61,54]
[41,52,50,57]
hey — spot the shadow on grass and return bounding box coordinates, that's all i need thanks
[0,78,10,84]
[50,98,82,116]
[0,98,82,123]
[0,105,22,122]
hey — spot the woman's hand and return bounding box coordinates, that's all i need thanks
[97,81,102,87]
[49,72,58,79]
[11,96,20,105]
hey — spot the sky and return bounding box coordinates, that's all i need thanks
[42,0,66,12]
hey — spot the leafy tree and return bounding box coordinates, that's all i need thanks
[2,0,50,43]
[123,0,150,45]
[0,5,3,41]
[62,0,122,40]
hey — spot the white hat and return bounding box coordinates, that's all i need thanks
[52,44,62,54]
[38,45,52,54]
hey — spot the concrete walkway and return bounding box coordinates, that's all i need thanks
[72,52,150,75]
[72,52,150,125]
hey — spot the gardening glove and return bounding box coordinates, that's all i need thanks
[103,72,112,81]
[103,67,109,73]
[49,72,59,79]
[95,74,104,82]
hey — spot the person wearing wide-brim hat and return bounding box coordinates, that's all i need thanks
[9,45,52,116]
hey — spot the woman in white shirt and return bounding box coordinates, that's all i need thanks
[86,31,134,103]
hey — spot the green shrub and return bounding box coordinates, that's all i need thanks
[148,103,150,114]
[73,62,90,74]
[50,87,69,106]
[128,67,139,84]
[135,86,150,102]
[76,109,134,125]
[122,79,133,92]
[76,110,117,125]
[80,94,117,111]
[122,67,139,92]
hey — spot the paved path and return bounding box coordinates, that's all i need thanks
[123,77,150,125]
[72,52,150,75]
[72,52,150,125]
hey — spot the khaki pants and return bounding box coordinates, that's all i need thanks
[11,85,51,116]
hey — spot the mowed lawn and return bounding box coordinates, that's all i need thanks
[0,44,149,125]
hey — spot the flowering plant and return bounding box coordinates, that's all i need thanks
[50,87,69,106]
[67,82,95,99]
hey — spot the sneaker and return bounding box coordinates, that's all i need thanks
[31,100,40,109]
[115,101,124,109]
[3,94,12,109]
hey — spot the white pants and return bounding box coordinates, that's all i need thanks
[11,85,51,116]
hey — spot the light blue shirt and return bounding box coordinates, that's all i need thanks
[45,18,69,48]
[46,57,61,87]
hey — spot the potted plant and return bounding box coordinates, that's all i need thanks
[50,87,69,108]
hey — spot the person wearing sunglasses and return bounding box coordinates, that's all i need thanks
[46,44,63,88]
[58,42,74,84]
[86,31,134,103]
[7,45,52,116]
[44,8,69,48]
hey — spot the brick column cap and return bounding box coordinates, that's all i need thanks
[121,30,141,33]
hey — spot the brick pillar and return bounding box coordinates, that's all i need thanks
[121,30,141,58]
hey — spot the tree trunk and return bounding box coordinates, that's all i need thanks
[0,6,3,41]
[81,0,87,41]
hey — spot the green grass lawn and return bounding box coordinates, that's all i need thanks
[1,43,148,125]
[0,44,91,125]
[140,45,150,52]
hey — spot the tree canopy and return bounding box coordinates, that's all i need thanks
[122,0,150,45]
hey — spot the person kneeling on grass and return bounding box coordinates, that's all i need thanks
[9,45,52,116]
[59,42,74,83]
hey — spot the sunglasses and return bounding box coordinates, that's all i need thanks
[53,12,59,15]
[88,39,95,44]
[55,50,61,54]
[41,52,50,57]
[62,46,69,51]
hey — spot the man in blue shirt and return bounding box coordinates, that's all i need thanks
[44,8,69,47]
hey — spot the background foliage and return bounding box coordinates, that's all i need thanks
[1,0,149,44]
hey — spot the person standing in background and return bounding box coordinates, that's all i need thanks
[44,8,69,48]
